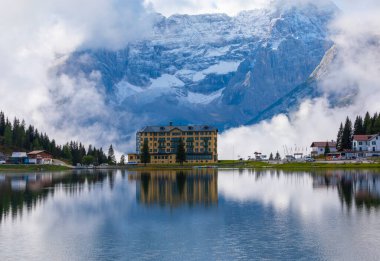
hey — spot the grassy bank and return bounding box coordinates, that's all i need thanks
[3,161,378,173]
[230,161,380,170]
[0,164,71,172]
[124,160,380,170]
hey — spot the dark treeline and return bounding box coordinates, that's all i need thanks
[0,111,111,165]
[336,112,380,151]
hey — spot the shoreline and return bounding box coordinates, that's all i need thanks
[0,164,71,172]
[2,161,380,173]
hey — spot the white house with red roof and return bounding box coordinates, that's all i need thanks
[367,134,380,152]
[310,141,337,156]
[352,135,374,152]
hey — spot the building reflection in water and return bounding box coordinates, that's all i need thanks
[312,170,380,210]
[130,169,218,207]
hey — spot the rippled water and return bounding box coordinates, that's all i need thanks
[1,168,380,260]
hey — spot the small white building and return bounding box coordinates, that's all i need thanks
[352,135,374,152]
[310,141,337,156]
[367,134,380,153]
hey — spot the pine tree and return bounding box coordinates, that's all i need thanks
[364,112,372,134]
[275,151,281,161]
[82,155,94,165]
[0,110,111,166]
[373,115,380,134]
[120,155,126,166]
[4,124,12,146]
[87,145,93,156]
[0,111,5,136]
[353,116,364,135]
[63,144,72,162]
[269,153,274,161]
[32,138,41,150]
[324,142,331,156]
[107,144,116,165]
[342,117,353,150]
[371,113,378,132]
[176,138,186,165]
[336,123,344,151]
[140,140,150,166]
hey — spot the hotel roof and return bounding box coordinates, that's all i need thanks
[139,125,218,133]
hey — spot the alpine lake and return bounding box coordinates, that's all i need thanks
[1,168,380,260]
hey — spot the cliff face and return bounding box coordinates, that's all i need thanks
[59,2,338,132]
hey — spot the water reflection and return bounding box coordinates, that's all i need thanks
[2,169,380,260]
[312,171,380,210]
[0,171,114,223]
[130,169,218,207]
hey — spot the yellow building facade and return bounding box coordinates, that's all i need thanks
[129,169,218,206]
[128,124,218,164]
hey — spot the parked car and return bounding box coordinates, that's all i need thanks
[304,157,315,162]
[0,160,6,164]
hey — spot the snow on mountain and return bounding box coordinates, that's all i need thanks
[59,1,338,140]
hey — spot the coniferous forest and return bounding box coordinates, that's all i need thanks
[336,112,380,151]
[0,111,114,165]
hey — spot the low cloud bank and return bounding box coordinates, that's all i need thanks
[0,0,153,153]
[144,0,335,16]
[219,0,380,159]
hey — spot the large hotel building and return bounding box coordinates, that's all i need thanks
[128,123,218,164]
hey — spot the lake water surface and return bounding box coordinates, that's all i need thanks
[1,169,380,260]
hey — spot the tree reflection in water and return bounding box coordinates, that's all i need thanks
[0,170,121,223]
[312,170,380,210]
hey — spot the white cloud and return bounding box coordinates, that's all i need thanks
[144,0,340,16]
[218,170,339,219]
[0,0,152,154]
[144,0,268,16]
[219,99,347,159]
[218,0,380,159]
